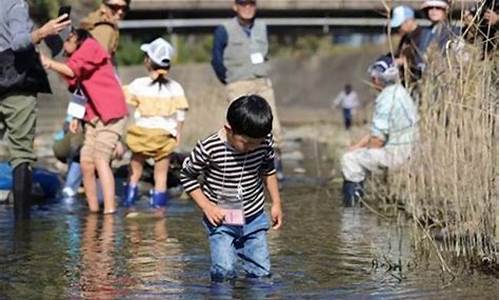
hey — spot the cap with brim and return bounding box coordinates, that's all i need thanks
[140,38,175,68]
[421,0,449,10]
[390,6,415,28]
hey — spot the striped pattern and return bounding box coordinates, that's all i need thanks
[181,131,275,218]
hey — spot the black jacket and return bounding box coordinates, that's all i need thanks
[0,46,51,97]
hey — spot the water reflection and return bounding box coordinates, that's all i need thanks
[124,216,185,296]
[0,186,497,299]
[79,214,121,299]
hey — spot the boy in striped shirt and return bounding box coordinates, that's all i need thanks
[180,95,283,282]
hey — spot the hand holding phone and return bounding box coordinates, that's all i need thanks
[58,6,71,22]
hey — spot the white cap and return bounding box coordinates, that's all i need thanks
[140,38,175,67]
[390,6,415,28]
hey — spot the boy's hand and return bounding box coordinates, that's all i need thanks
[271,202,283,229]
[69,119,80,134]
[202,202,225,226]
[40,54,51,70]
[113,142,124,159]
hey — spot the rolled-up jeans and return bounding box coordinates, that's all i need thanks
[203,210,271,282]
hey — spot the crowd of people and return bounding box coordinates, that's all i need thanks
[0,0,497,283]
[338,0,498,206]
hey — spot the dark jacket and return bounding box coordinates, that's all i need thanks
[396,27,425,84]
[0,47,51,96]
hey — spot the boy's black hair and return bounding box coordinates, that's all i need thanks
[226,94,273,138]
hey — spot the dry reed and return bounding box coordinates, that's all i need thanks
[368,5,499,272]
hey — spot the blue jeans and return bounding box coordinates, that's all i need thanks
[65,162,82,192]
[342,108,352,130]
[203,211,271,282]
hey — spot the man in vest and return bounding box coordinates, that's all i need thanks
[211,0,284,180]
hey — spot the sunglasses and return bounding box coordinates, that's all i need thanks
[105,3,128,12]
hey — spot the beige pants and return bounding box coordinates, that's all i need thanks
[341,147,412,182]
[81,118,127,162]
[225,78,283,147]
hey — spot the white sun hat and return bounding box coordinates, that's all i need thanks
[140,38,175,67]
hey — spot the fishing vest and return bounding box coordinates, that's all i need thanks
[223,17,270,84]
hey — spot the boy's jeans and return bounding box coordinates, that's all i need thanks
[203,211,271,282]
[64,162,82,196]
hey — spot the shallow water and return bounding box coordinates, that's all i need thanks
[0,186,497,299]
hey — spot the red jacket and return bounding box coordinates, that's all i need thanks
[66,38,127,124]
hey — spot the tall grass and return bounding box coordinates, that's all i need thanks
[370,26,498,272]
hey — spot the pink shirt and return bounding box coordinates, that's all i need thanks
[66,38,128,124]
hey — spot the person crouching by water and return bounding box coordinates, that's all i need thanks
[180,95,283,282]
[340,55,419,207]
[41,29,128,214]
[122,38,189,216]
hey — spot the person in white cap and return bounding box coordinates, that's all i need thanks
[419,0,460,53]
[340,54,419,207]
[390,5,424,86]
[122,37,189,216]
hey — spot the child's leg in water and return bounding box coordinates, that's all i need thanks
[129,154,146,186]
[94,158,116,214]
[123,154,145,210]
[151,156,170,215]
[154,156,170,192]
[81,159,99,212]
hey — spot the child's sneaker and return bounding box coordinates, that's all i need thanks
[62,186,77,198]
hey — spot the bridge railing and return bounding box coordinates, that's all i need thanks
[130,0,474,10]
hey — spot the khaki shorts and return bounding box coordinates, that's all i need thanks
[225,78,283,147]
[80,118,127,162]
[126,125,177,161]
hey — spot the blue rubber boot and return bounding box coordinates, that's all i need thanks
[150,190,169,208]
[123,184,138,208]
[342,180,364,207]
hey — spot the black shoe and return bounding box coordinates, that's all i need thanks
[13,163,32,220]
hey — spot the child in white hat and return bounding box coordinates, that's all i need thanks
[122,37,189,215]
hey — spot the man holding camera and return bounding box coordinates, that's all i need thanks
[0,0,71,219]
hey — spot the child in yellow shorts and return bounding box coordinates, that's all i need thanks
[123,38,189,213]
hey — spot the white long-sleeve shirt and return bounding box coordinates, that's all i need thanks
[333,91,360,110]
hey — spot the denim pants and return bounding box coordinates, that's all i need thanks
[342,108,352,130]
[203,211,271,282]
[65,162,82,192]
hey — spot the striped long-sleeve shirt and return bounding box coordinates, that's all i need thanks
[180,130,276,218]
